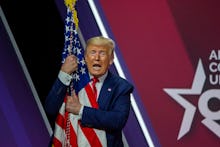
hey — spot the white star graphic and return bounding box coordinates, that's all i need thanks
[73,73,80,81]
[163,59,206,140]
[80,67,86,75]
[77,48,81,55]
[80,59,86,66]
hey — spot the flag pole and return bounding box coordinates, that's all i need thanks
[64,0,78,146]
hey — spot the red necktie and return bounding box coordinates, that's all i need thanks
[91,77,99,99]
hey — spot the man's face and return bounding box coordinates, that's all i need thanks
[85,44,113,78]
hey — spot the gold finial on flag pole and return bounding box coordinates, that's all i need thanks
[64,0,79,29]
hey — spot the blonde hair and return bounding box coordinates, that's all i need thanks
[86,36,115,54]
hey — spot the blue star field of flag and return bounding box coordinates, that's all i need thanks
[62,8,90,94]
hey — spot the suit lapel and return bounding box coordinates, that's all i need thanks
[98,72,115,110]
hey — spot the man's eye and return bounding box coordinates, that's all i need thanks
[90,51,96,55]
[100,51,106,56]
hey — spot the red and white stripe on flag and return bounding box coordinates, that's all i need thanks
[52,83,107,147]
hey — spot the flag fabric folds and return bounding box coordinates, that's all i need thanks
[52,1,107,147]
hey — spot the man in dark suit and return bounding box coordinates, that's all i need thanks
[45,36,134,147]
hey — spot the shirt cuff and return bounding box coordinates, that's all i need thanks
[78,105,84,119]
[58,70,72,86]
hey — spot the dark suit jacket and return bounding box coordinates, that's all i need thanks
[45,71,134,147]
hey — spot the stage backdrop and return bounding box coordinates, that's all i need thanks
[0,6,50,147]
[98,0,220,147]
[1,0,219,146]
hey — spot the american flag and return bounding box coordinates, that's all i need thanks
[52,3,107,147]
[62,6,90,94]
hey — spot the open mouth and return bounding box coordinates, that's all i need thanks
[92,64,101,70]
